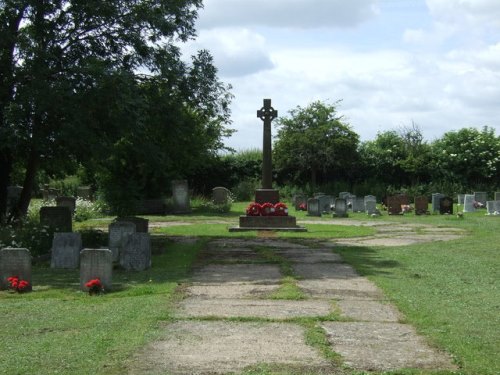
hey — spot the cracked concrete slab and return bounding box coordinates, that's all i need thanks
[275,248,343,263]
[191,264,281,284]
[321,322,456,372]
[185,283,279,299]
[336,299,403,322]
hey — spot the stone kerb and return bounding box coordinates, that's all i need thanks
[80,248,113,292]
[0,248,32,291]
[51,233,82,269]
[120,233,151,271]
[108,221,136,262]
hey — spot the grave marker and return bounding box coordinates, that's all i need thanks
[486,201,500,215]
[473,192,487,206]
[0,248,32,291]
[432,193,444,213]
[56,196,76,216]
[172,180,191,213]
[108,222,136,262]
[463,194,475,213]
[51,233,82,269]
[386,195,402,215]
[307,198,321,217]
[334,198,348,217]
[80,248,112,292]
[439,196,453,215]
[115,217,149,233]
[40,206,72,232]
[352,197,365,212]
[212,187,231,205]
[414,196,429,215]
[120,233,152,271]
[457,194,465,205]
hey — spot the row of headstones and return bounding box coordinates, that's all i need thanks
[294,194,380,217]
[0,218,152,293]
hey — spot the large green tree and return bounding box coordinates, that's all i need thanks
[273,101,359,188]
[0,0,232,221]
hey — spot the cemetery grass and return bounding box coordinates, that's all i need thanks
[0,239,202,375]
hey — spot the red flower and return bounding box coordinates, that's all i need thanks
[261,202,274,216]
[17,280,30,292]
[7,275,30,293]
[246,202,262,216]
[298,203,307,211]
[85,278,104,295]
[274,202,288,216]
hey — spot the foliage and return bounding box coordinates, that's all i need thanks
[73,198,106,222]
[274,100,360,187]
[0,221,54,258]
[231,177,261,202]
[193,195,233,214]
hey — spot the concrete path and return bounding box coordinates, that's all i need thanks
[128,238,456,374]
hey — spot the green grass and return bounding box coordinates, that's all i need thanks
[0,239,202,375]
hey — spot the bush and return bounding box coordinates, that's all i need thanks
[74,198,107,222]
[231,178,260,201]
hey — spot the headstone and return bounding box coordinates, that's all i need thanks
[120,233,151,271]
[364,195,376,206]
[495,192,500,201]
[40,206,72,232]
[76,186,92,200]
[386,195,402,215]
[351,197,365,212]
[307,198,321,217]
[80,248,112,292]
[439,196,454,215]
[473,192,487,207]
[212,187,231,204]
[431,193,444,213]
[115,217,148,233]
[56,196,76,215]
[414,196,429,215]
[108,222,136,262]
[318,195,333,213]
[346,194,356,209]
[6,186,23,213]
[463,194,476,213]
[0,248,32,291]
[51,233,82,269]
[486,201,500,215]
[365,200,378,215]
[313,192,326,198]
[293,194,307,210]
[47,188,60,200]
[333,198,348,217]
[339,192,350,200]
[172,180,191,213]
[457,194,465,205]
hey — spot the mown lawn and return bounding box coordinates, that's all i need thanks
[1,202,499,374]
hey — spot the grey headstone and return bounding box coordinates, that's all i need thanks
[40,206,72,232]
[339,192,350,200]
[473,192,487,206]
[486,201,500,215]
[56,196,76,215]
[120,233,151,271]
[495,192,500,201]
[457,194,465,205]
[0,248,32,291]
[51,233,82,269]
[352,197,365,212]
[431,193,444,213]
[80,248,112,292]
[307,198,321,217]
[108,222,136,262]
[318,195,333,213]
[115,217,149,233]
[293,194,307,210]
[365,200,378,215]
[414,196,429,215]
[172,180,191,213]
[76,186,92,200]
[364,195,376,204]
[334,198,348,217]
[212,187,231,204]
[439,196,453,215]
[463,194,475,213]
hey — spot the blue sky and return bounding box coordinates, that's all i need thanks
[181,0,500,150]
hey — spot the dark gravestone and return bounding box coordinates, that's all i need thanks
[116,217,149,233]
[80,249,113,292]
[40,206,72,232]
[51,233,82,269]
[333,198,348,217]
[307,198,321,217]
[414,196,429,215]
[77,186,92,200]
[120,233,151,271]
[0,248,32,291]
[386,196,402,215]
[56,196,76,216]
[439,196,453,215]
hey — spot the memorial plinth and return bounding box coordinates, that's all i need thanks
[230,99,305,232]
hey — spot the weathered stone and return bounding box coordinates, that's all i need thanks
[212,187,231,204]
[51,233,82,269]
[108,221,136,262]
[474,191,488,206]
[307,198,321,216]
[0,248,31,291]
[120,233,151,271]
[457,194,465,205]
[432,193,444,213]
[116,216,149,233]
[463,194,476,213]
[80,248,112,291]
[76,186,92,200]
[334,198,348,217]
[414,196,429,215]
[486,201,500,215]
[352,197,365,212]
[172,180,191,213]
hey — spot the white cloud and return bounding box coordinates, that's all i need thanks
[197,0,377,29]
[426,0,500,29]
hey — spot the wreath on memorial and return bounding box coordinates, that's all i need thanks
[85,278,104,295]
[260,202,274,216]
[246,202,261,216]
[274,202,288,216]
[7,276,30,293]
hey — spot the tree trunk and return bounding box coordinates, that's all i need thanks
[11,144,39,222]
[0,148,13,223]
[310,168,317,190]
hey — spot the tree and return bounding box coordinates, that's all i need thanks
[273,101,359,188]
[431,126,500,187]
[0,1,232,221]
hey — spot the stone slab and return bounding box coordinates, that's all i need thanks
[186,284,279,299]
[177,298,333,319]
[293,262,359,279]
[322,322,455,371]
[275,248,342,263]
[129,321,332,375]
[191,264,281,285]
[337,300,402,322]
[298,278,384,300]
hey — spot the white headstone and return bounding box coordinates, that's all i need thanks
[431,193,444,213]
[463,194,475,213]
[51,233,82,269]
[172,180,191,213]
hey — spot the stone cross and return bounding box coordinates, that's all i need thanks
[257,99,278,189]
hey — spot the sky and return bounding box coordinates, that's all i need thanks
[181,0,500,150]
